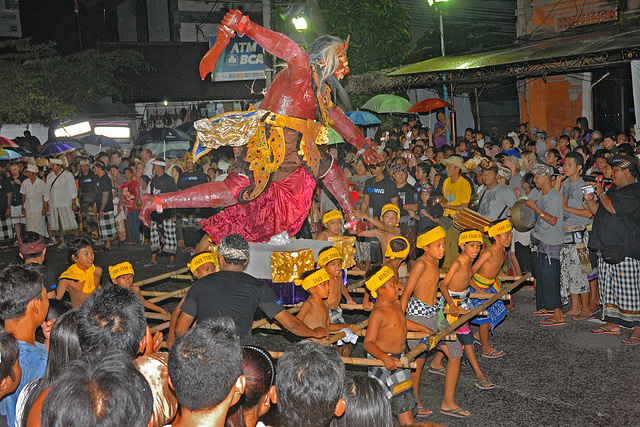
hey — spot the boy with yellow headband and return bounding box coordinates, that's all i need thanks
[362,236,411,311]
[470,218,512,358]
[364,265,432,425]
[295,268,358,346]
[109,261,170,316]
[352,203,401,262]
[401,225,469,419]
[166,251,217,348]
[316,209,344,241]
[433,229,495,390]
[57,237,102,308]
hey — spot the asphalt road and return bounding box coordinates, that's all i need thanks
[2,242,638,427]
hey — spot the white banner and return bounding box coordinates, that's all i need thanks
[0,1,21,38]
[631,60,640,141]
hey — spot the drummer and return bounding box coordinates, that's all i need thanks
[476,162,517,222]
[440,156,473,270]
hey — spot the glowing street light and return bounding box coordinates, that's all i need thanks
[54,121,92,138]
[427,0,449,6]
[292,16,307,30]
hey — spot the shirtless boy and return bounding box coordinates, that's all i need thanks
[109,261,169,316]
[57,237,102,308]
[400,225,470,419]
[316,209,344,241]
[317,247,355,324]
[470,219,512,358]
[364,265,431,425]
[296,268,357,347]
[353,203,402,261]
[435,230,495,390]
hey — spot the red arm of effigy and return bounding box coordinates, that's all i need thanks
[328,106,382,164]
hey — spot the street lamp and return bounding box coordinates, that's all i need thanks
[292,17,307,30]
[427,0,452,142]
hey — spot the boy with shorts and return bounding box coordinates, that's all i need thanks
[109,261,169,316]
[436,229,495,390]
[364,265,431,425]
[470,219,512,357]
[57,237,103,308]
[296,268,358,346]
[401,225,470,419]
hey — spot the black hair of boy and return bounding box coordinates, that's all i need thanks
[67,236,93,260]
[0,264,44,321]
[76,286,146,357]
[334,377,392,427]
[276,341,345,427]
[40,352,153,427]
[0,333,19,383]
[20,231,45,261]
[565,150,584,169]
[220,234,250,265]
[168,317,242,411]
[317,246,336,258]
[45,300,72,323]
[418,223,441,237]
[389,237,408,254]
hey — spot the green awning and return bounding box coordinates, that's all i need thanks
[389,23,640,76]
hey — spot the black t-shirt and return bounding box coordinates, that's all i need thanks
[10,174,26,206]
[0,177,11,215]
[589,182,640,263]
[177,170,207,190]
[95,173,114,212]
[181,270,284,345]
[29,263,57,294]
[77,171,98,204]
[363,176,399,218]
[150,173,177,221]
[396,183,419,217]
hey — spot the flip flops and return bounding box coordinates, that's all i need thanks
[573,313,593,321]
[475,378,496,390]
[622,336,640,346]
[440,408,470,419]
[481,349,505,359]
[591,326,620,335]
[427,367,446,376]
[540,319,566,327]
[416,404,432,418]
[532,309,554,316]
[144,261,157,267]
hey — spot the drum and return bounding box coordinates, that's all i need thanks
[511,199,536,232]
[453,207,491,231]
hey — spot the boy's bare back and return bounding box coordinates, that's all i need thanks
[402,255,439,308]
[474,245,505,282]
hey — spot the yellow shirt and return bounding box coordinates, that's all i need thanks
[59,264,96,294]
[442,177,472,217]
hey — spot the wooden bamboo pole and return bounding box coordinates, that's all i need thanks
[327,319,369,345]
[146,312,171,321]
[252,302,303,329]
[268,351,417,369]
[150,321,170,334]
[400,273,531,364]
[140,290,169,297]
[133,267,190,287]
[148,286,191,304]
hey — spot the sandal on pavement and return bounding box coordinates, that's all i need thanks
[144,262,157,267]
[481,349,505,359]
[475,378,496,390]
[440,408,470,419]
[416,404,432,418]
[622,336,640,346]
[427,367,446,376]
[591,326,620,335]
[540,318,566,327]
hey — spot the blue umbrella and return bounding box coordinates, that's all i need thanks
[40,142,77,156]
[176,121,198,139]
[0,149,21,160]
[137,127,193,143]
[79,135,121,149]
[346,111,381,126]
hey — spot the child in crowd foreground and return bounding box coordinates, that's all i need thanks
[435,230,495,390]
[57,237,102,308]
[470,219,512,358]
[166,251,217,348]
[316,209,344,241]
[295,268,358,347]
[400,225,470,419]
[108,262,169,316]
[353,204,402,261]
[364,265,432,426]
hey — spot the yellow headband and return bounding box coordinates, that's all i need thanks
[109,262,134,281]
[295,269,330,291]
[188,252,216,274]
[365,266,394,298]
[322,209,343,225]
[416,226,446,248]
[385,236,410,259]
[381,204,401,220]
[317,247,343,267]
[459,230,483,246]
[485,219,512,238]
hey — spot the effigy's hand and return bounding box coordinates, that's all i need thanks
[361,140,382,165]
[221,9,244,32]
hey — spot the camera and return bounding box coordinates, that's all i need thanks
[581,185,595,195]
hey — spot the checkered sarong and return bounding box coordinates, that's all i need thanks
[151,219,177,254]
[406,296,443,318]
[367,352,417,416]
[598,256,640,328]
[0,216,14,241]
[98,210,118,240]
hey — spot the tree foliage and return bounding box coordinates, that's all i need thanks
[319,0,412,75]
[0,39,150,125]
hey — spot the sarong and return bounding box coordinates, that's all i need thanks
[406,297,463,358]
[25,210,47,237]
[49,206,78,236]
[0,216,14,241]
[445,289,473,336]
[469,273,507,332]
[329,306,345,324]
[98,210,118,241]
[560,227,590,303]
[367,352,417,416]
[598,256,640,328]
[151,219,177,255]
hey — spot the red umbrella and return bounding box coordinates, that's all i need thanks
[407,98,453,113]
[0,136,20,149]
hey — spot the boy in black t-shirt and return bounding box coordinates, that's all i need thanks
[19,231,56,298]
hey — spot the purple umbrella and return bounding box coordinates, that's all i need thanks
[40,142,77,156]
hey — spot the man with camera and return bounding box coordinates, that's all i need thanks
[585,154,640,345]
